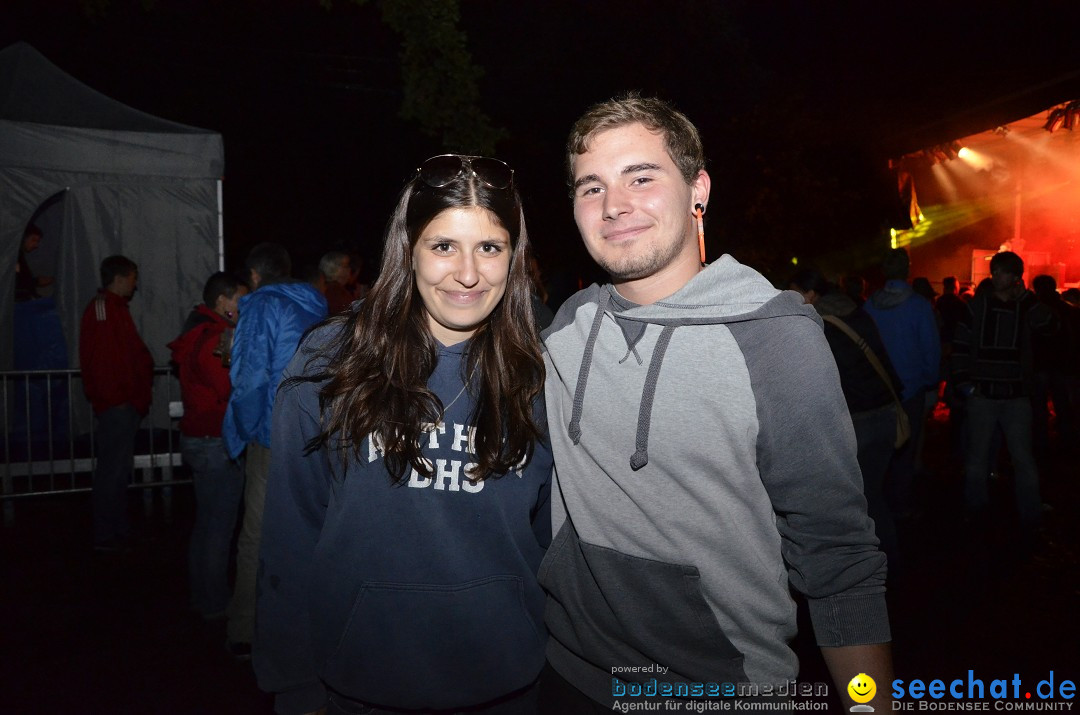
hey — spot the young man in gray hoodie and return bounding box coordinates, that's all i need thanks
[539,94,893,711]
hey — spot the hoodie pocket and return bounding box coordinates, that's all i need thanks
[320,575,545,709]
[540,522,747,683]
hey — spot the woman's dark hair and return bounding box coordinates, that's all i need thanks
[295,168,544,483]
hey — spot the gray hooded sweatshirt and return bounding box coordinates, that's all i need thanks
[540,255,889,705]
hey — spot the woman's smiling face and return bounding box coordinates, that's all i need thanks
[412,206,511,346]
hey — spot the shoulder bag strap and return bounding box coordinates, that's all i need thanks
[821,315,903,405]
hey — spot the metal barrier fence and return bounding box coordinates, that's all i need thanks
[1,366,188,525]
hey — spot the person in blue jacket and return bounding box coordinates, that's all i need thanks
[254,155,553,715]
[862,248,941,521]
[222,242,328,657]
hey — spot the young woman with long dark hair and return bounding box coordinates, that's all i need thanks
[254,155,552,715]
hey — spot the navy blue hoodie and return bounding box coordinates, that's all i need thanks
[254,324,552,714]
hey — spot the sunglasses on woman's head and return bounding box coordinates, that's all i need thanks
[417,154,514,190]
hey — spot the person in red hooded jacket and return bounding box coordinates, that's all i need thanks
[79,255,154,551]
[169,271,248,619]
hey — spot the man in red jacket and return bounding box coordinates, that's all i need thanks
[79,255,154,551]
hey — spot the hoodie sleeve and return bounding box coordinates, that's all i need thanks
[224,294,279,455]
[253,357,333,715]
[729,315,890,648]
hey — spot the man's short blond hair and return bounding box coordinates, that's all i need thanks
[566,92,705,188]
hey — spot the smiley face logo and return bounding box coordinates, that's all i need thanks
[847,673,877,704]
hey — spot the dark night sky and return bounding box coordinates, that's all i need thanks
[4,0,1080,284]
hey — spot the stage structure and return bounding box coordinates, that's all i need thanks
[890,102,1080,290]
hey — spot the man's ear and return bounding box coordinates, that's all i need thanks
[691,169,711,214]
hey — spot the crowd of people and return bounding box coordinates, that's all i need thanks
[52,92,1079,713]
[790,250,1079,568]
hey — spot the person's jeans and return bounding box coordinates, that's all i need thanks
[886,390,930,518]
[964,395,1042,530]
[227,442,270,644]
[182,435,244,617]
[92,404,141,545]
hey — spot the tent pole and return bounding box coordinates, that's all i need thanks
[217,179,224,271]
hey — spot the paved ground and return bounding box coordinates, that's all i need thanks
[2,413,1077,713]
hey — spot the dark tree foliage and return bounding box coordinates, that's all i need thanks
[77,0,505,155]
[377,0,505,154]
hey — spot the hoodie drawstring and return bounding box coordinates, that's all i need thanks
[629,325,674,471]
[568,290,610,444]
[617,320,647,365]
[567,289,676,471]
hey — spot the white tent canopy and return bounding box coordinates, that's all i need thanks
[0,41,224,371]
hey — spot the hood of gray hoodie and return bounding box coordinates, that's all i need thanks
[555,255,817,471]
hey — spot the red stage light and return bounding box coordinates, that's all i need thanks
[1064,102,1080,131]
[1044,108,1066,132]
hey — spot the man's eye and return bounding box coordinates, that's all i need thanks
[579,186,602,197]
[631,176,652,186]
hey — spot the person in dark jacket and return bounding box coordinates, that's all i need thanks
[937,276,971,457]
[952,252,1055,541]
[1030,274,1076,450]
[936,277,968,347]
[790,269,904,571]
[169,272,248,620]
[254,155,553,715]
[79,255,154,551]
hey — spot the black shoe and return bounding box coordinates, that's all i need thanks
[226,641,252,660]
